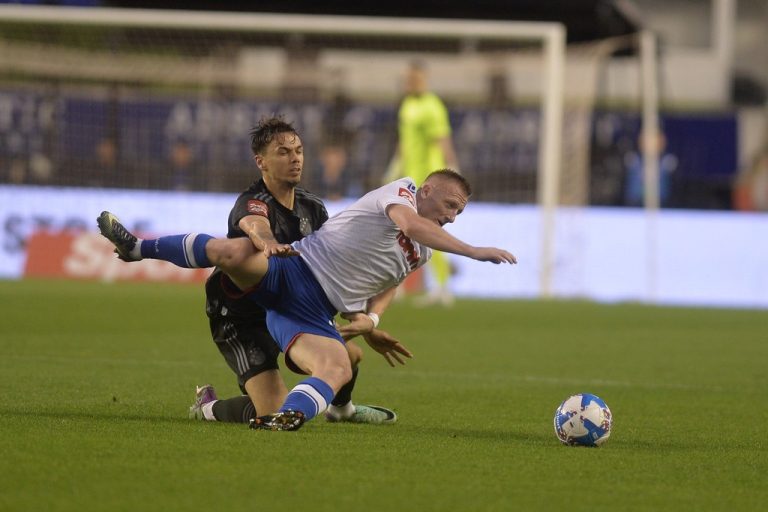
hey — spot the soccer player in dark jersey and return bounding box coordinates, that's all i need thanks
[99,169,515,431]
[190,117,410,424]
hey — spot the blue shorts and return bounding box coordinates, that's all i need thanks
[244,256,343,371]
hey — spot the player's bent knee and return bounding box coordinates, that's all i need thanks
[290,335,352,388]
[209,239,253,270]
[313,351,352,389]
[205,238,236,265]
[324,359,353,389]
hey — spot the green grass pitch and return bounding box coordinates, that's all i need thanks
[1,279,766,511]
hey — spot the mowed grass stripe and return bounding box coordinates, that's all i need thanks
[0,279,766,512]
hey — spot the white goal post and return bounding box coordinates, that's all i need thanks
[0,5,580,297]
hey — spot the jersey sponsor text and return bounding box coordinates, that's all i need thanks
[396,231,420,270]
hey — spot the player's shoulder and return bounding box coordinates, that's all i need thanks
[240,181,275,204]
[376,177,416,193]
[375,178,417,207]
[425,91,445,103]
[232,183,275,220]
[422,92,448,110]
[294,187,326,208]
[391,177,417,192]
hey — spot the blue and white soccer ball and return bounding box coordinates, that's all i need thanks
[553,393,612,447]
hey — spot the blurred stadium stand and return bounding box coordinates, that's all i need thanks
[100,0,640,44]
[1,0,767,308]
[0,0,765,211]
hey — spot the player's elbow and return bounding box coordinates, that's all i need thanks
[398,219,432,242]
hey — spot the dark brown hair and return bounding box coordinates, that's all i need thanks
[249,116,299,155]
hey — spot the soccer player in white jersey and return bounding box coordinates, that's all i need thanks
[98,169,517,431]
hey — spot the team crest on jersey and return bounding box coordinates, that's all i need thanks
[299,217,312,236]
[247,199,269,217]
[398,187,416,207]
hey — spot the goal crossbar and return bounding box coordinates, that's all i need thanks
[0,5,562,41]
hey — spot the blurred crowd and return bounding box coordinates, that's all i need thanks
[2,96,762,211]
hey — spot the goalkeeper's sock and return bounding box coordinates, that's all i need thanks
[211,395,257,423]
[138,233,213,268]
[280,377,335,421]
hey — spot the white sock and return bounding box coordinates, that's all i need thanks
[201,400,218,421]
[326,401,355,420]
[129,238,144,260]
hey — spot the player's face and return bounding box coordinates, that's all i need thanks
[255,132,304,187]
[405,68,427,95]
[417,179,468,227]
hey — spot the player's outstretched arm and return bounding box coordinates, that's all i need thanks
[465,246,517,264]
[387,204,517,264]
[238,214,298,257]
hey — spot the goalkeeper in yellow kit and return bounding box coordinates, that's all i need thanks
[388,60,460,306]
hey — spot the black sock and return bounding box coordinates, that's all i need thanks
[332,366,359,406]
[211,395,256,423]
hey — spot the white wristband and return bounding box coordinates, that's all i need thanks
[366,312,380,329]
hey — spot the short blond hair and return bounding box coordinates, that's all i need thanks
[424,169,471,196]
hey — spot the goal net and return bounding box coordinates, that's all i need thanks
[0,5,645,295]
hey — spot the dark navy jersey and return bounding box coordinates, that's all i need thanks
[205,179,328,319]
[226,179,328,243]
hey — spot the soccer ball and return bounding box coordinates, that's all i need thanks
[553,393,612,447]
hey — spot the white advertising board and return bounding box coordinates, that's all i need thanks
[2,185,767,309]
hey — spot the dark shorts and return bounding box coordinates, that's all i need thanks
[206,272,281,392]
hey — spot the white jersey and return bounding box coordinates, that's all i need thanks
[293,178,432,313]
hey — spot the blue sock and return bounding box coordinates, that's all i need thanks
[280,377,335,421]
[139,233,213,268]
